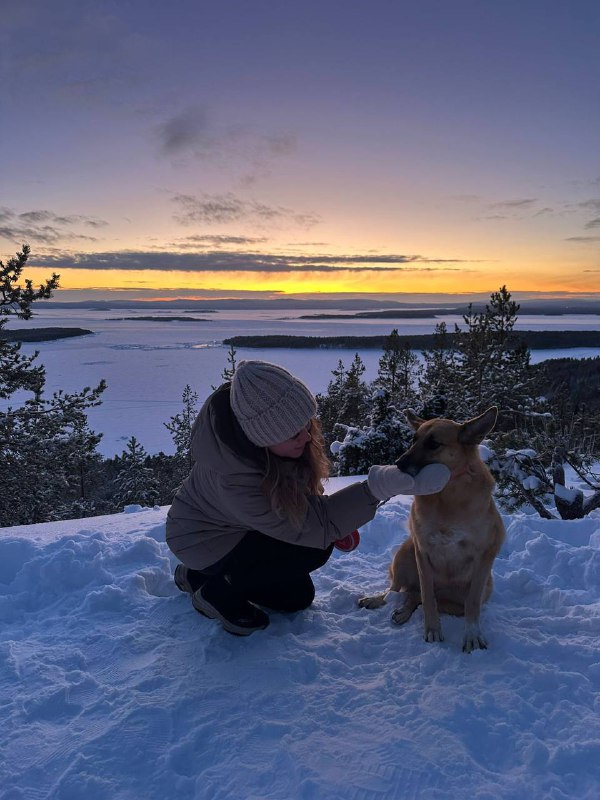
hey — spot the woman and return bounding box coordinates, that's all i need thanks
[166,360,449,635]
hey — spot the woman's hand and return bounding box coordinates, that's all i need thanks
[367,464,450,501]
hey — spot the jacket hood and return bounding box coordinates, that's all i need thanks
[191,384,267,475]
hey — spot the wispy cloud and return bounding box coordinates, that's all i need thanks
[155,106,298,187]
[565,236,600,242]
[0,207,108,246]
[478,197,544,222]
[577,199,600,212]
[156,106,210,155]
[28,249,474,273]
[171,192,320,229]
[489,198,538,210]
[168,234,269,249]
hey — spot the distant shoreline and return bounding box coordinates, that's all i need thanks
[224,330,600,350]
[4,327,600,350]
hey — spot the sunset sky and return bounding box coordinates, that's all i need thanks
[2,0,599,300]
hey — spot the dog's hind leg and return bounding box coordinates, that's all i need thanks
[358,537,420,612]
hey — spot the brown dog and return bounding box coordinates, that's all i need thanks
[359,407,505,652]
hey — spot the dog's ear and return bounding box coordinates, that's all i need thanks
[458,406,498,444]
[403,408,426,431]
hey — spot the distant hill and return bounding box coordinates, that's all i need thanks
[41,296,600,313]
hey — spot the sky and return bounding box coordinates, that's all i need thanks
[1,0,600,301]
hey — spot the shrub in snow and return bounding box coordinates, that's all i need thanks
[330,391,413,475]
[487,442,600,520]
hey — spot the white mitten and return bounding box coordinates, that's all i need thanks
[367,464,451,501]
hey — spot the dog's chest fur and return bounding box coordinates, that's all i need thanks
[409,514,490,584]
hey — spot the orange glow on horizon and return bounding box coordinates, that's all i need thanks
[20,265,600,296]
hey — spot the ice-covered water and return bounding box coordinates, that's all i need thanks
[4,308,600,456]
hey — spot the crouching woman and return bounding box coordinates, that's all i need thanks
[166,360,448,635]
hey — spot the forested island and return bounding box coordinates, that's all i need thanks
[297,309,448,319]
[0,327,93,342]
[224,330,600,350]
[110,316,210,322]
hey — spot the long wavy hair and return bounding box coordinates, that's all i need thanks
[261,417,330,531]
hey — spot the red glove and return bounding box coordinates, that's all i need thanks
[334,530,361,552]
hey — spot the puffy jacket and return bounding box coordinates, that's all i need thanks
[166,385,379,569]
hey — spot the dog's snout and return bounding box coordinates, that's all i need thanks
[395,455,419,477]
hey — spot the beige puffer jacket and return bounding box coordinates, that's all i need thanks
[166,385,379,570]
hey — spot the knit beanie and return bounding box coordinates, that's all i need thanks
[230,360,317,447]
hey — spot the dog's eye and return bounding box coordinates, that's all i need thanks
[425,438,442,450]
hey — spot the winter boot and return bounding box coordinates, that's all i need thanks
[174,564,207,594]
[192,576,270,636]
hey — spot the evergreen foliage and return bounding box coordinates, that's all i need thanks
[0,246,107,526]
[373,329,421,409]
[163,384,200,496]
[113,437,160,509]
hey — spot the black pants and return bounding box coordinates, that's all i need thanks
[204,531,334,613]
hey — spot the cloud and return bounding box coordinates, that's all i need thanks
[577,199,600,212]
[489,198,538,210]
[449,194,483,203]
[0,207,107,246]
[1,225,98,245]
[171,192,321,229]
[156,106,210,155]
[154,106,298,188]
[478,198,545,222]
[584,218,600,230]
[264,134,297,157]
[168,234,269,249]
[565,236,600,242]
[28,249,473,273]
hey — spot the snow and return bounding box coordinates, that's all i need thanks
[2,479,600,800]
[554,483,582,504]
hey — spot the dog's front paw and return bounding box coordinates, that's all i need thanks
[462,623,488,653]
[424,624,444,643]
[391,606,413,625]
[358,593,387,610]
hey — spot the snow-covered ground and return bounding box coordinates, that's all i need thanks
[2,478,599,800]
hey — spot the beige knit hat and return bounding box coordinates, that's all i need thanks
[230,360,317,447]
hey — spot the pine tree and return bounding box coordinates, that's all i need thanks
[0,246,106,526]
[212,343,237,389]
[418,287,540,429]
[164,383,199,494]
[338,353,370,427]
[419,321,459,418]
[455,286,539,428]
[316,359,348,444]
[375,329,421,409]
[113,437,159,509]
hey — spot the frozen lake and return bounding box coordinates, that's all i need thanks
[5,307,600,456]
